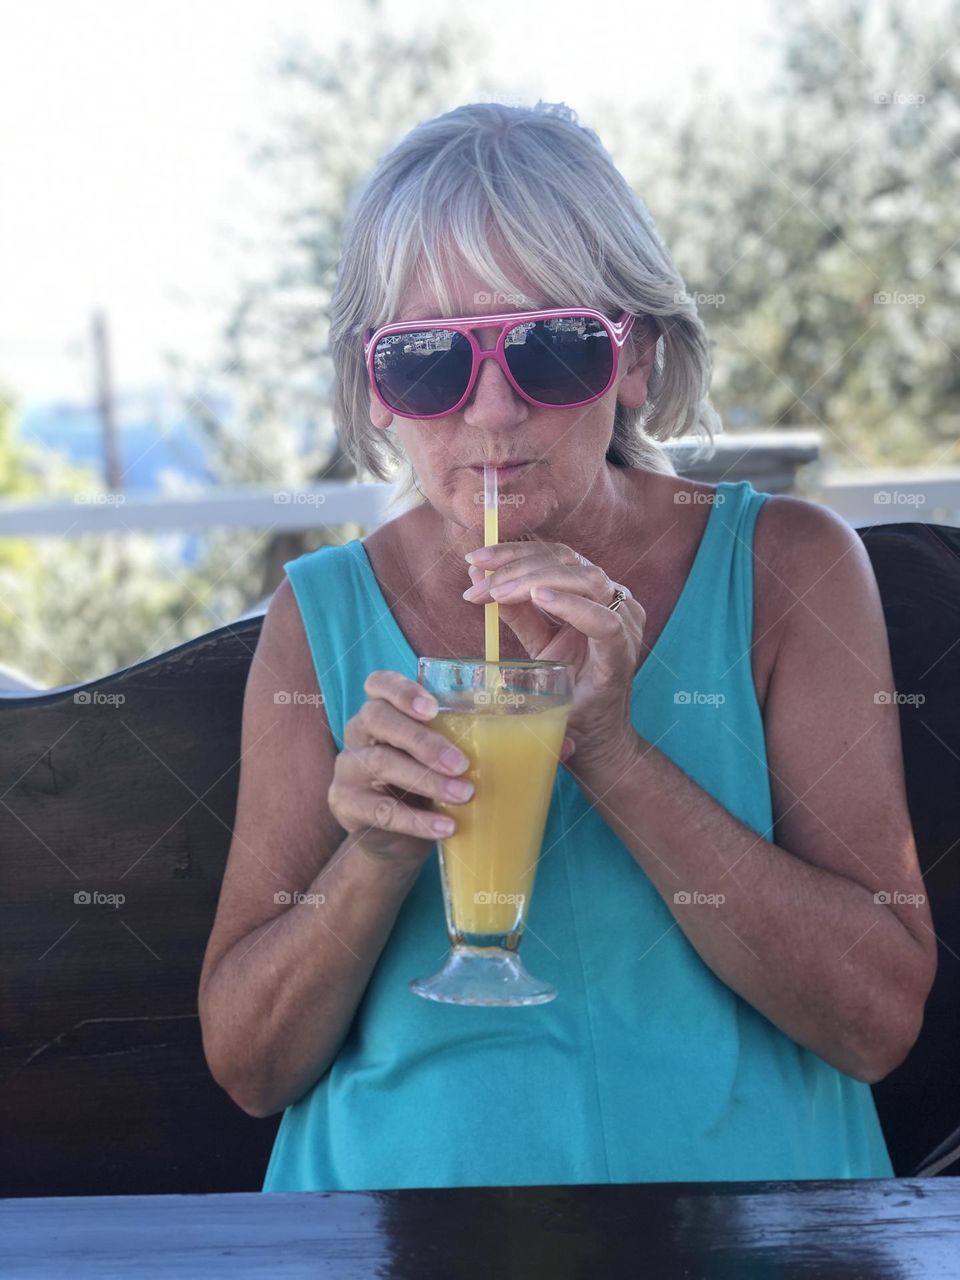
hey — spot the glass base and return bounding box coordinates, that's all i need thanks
[410,945,557,1007]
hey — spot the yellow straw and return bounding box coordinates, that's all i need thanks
[482,463,501,692]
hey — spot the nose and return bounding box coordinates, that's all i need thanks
[459,319,527,424]
[461,347,527,425]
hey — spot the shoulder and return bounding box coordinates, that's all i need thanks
[752,493,884,671]
[255,576,321,699]
[753,492,872,594]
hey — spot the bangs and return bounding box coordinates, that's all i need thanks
[371,134,616,327]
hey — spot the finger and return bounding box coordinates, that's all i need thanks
[464,552,573,597]
[344,742,475,806]
[464,541,555,571]
[361,669,440,723]
[527,586,635,641]
[343,788,457,842]
[491,563,611,601]
[345,699,471,776]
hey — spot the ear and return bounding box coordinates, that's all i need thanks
[616,317,659,410]
[369,386,393,430]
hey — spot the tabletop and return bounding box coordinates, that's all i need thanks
[4,1178,960,1278]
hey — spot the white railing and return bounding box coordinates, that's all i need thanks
[0,481,395,536]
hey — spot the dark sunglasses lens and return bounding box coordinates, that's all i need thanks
[504,316,614,405]
[372,329,471,416]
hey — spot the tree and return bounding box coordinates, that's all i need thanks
[616,0,960,468]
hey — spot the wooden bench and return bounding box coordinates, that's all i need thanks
[2,521,958,1196]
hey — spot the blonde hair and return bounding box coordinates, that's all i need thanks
[329,100,720,509]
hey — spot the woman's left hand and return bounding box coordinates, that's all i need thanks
[462,541,645,780]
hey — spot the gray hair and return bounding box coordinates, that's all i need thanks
[329,99,720,510]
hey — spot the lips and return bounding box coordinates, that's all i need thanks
[468,460,534,472]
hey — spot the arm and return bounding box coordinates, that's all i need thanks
[197,578,420,1119]
[568,498,937,1083]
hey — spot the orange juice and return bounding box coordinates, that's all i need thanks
[432,698,570,936]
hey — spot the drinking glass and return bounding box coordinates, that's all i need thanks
[409,657,574,1006]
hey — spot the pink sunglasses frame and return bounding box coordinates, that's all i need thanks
[362,306,636,421]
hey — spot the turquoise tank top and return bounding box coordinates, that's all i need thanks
[262,478,893,1190]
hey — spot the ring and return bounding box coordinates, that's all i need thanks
[607,585,628,612]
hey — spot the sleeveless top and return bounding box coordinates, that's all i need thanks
[261,479,894,1190]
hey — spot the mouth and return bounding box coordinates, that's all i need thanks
[467,460,535,477]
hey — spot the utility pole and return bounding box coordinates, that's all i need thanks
[91,309,122,490]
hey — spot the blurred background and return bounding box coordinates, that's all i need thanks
[1,0,958,690]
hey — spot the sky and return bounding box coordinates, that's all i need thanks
[0,0,780,405]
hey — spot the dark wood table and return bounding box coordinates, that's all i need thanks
[3,1179,960,1278]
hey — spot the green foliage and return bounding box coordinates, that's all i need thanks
[619,0,960,467]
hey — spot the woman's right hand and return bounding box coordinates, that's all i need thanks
[329,670,475,866]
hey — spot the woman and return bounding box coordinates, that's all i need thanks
[198,101,935,1191]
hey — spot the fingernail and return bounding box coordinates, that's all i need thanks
[433,817,456,836]
[465,547,494,564]
[445,778,474,801]
[441,746,469,772]
[413,695,438,717]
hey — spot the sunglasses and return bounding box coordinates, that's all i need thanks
[362,306,636,420]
